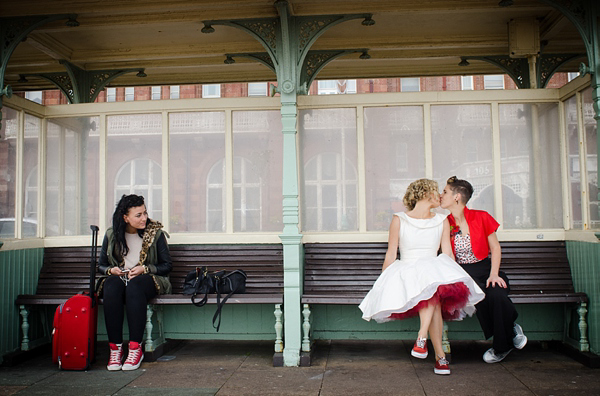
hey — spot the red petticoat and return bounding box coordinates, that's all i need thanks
[387,282,471,321]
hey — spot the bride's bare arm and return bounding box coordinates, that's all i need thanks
[382,216,400,272]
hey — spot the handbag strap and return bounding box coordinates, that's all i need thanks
[191,292,208,307]
[212,279,242,332]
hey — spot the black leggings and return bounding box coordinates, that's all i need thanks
[461,258,518,353]
[102,274,157,344]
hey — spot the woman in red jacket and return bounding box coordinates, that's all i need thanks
[440,176,527,363]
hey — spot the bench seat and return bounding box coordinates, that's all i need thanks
[16,244,285,361]
[300,241,589,358]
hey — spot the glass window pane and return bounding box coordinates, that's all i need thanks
[170,86,180,99]
[583,88,599,229]
[432,105,495,216]
[46,117,99,236]
[0,107,18,237]
[107,114,161,226]
[564,95,582,229]
[248,83,267,97]
[364,106,425,230]
[401,78,420,92]
[169,112,225,232]
[484,75,504,90]
[233,110,283,232]
[202,84,221,98]
[23,115,39,237]
[300,108,358,231]
[499,104,563,229]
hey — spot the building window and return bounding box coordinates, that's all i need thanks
[461,76,474,90]
[114,158,162,220]
[303,153,358,231]
[170,86,180,99]
[202,84,221,98]
[401,78,420,92]
[484,75,505,90]
[152,86,161,100]
[206,159,226,232]
[25,91,43,104]
[106,88,116,102]
[125,87,135,101]
[317,80,357,95]
[568,72,580,82]
[248,82,268,97]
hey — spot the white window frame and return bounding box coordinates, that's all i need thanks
[25,91,43,104]
[318,80,338,95]
[125,87,135,101]
[170,86,180,100]
[401,78,420,92]
[484,75,505,90]
[248,82,268,97]
[106,87,116,102]
[152,86,161,100]
[114,158,162,220]
[202,84,221,98]
[461,76,474,90]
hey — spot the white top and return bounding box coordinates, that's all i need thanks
[124,232,143,270]
[396,212,447,261]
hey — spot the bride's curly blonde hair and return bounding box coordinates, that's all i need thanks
[403,178,439,210]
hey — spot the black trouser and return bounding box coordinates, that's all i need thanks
[102,274,157,344]
[461,258,518,353]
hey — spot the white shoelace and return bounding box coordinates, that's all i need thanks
[109,347,122,365]
[125,347,142,364]
[416,338,426,348]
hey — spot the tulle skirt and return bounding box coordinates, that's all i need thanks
[359,253,485,323]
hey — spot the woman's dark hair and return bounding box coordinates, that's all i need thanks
[112,194,146,257]
[446,176,474,204]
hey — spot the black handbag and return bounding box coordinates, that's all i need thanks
[182,267,247,331]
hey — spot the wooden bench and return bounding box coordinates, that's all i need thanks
[300,241,589,358]
[15,244,284,362]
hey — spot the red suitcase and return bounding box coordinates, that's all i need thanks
[52,225,100,370]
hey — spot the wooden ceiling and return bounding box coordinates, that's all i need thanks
[1,0,587,91]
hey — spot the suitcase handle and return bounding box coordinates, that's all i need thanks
[90,225,99,307]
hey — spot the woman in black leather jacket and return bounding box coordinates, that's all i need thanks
[97,194,172,371]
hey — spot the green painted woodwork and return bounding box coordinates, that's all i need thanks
[0,248,44,364]
[537,53,586,88]
[566,241,600,354]
[0,15,78,127]
[308,304,569,342]
[202,0,374,366]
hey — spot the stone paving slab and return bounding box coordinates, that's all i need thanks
[0,340,598,396]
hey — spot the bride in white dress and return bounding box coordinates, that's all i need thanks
[359,179,484,375]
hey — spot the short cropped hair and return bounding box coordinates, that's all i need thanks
[446,176,474,204]
[403,179,439,211]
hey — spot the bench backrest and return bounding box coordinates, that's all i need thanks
[36,244,283,296]
[303,241,576,297]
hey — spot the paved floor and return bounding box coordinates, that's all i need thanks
[1,340,599,396]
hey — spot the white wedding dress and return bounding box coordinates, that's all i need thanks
[359,212,485,323]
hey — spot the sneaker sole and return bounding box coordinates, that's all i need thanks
[411,350,428,359]
[514,336,527,350]
[107,365,122,371]
[122,354,144,371]
[434,368,451,375]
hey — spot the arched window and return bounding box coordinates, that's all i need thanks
[303,153,358,231]
[114,159,162,220]
[206,157,263,232]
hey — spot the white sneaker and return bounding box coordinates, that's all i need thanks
[513,323,527,350]
[483,347,512,363]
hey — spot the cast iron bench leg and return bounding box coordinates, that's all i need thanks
[275,304,284,353]
[302,303,311,353]
[578,302,589,352]
[20,305,30,351]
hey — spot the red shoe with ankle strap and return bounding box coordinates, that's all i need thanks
[107,343,123,371]
[122,341,144,371]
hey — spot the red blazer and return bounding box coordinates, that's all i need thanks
[448,207,499,261]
